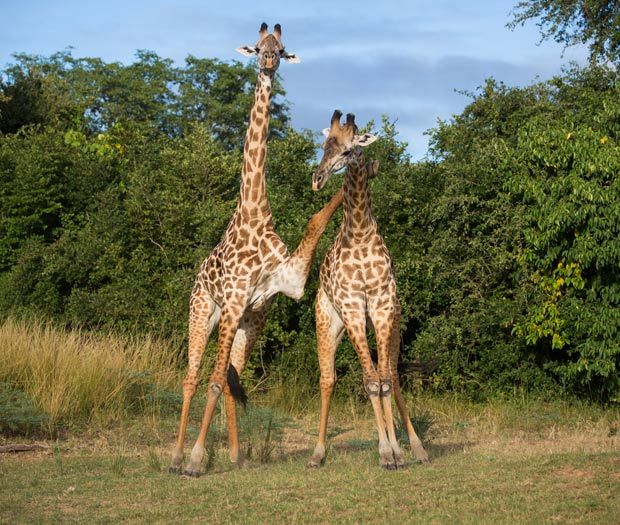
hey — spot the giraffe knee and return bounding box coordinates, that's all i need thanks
[208,382,223,396]
[183,379,198,397]
[320,376,335,392]
[380,380,393,397]
[365,380,381,397]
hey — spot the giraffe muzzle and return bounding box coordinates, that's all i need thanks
[312,157,347,191]
[261,52,279,72]
[312,171,326,191]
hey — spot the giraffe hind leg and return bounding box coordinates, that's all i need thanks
[392,378,429,463]
[168,289,219,474]
[308,289,344,468]
[183,296,250,477]
[389,308,429,464]
[224,307,268,464]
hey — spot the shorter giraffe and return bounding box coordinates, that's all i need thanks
[307,111,429,469]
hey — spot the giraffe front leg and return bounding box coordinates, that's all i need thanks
[184,300,247,477]
[308,289,344,468]
[367,384,398,470]
[225,307,268,465]
[343,312,396,470]
[169,291,219,474]
[375,313,406,470]
[379,381,406,469]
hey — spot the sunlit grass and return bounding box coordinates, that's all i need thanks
[0,435,618,524]
[2,316,617,448]
[0,317,181,433]
[0,317,618,523]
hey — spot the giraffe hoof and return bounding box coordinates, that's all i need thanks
[307,458,322,469]
[167,465,182,475]
[182,469,202,478]
[412,446,430,464]
[393,452,407,470]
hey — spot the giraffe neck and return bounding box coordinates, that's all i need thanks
[341,150,376,243]
[238,71,273,217]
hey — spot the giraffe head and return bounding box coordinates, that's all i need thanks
[312,111,377,191]
[236,22,300,74]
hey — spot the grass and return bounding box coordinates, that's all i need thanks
[0,317,180,433]
[1,394,619,524]
[0,411,618,524]
[1,317,619,522]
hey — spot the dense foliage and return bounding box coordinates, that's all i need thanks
[1,49,618,402]
[420,68,620,400]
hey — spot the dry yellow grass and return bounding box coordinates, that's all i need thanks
[0,317,180,431]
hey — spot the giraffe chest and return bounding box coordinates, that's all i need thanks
[320,236,396,313]
[197,225,289,308]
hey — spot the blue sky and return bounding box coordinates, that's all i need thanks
[1,0,587,158]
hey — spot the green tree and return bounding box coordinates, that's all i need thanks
[0,51,82,133]
[176,56,289,150]
[509,0,620,64]
[419,66,620,399]
[2,47,619,402]
[503,66,620,398]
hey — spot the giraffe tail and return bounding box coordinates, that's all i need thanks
[227,364,248,407]
[398,358,438,378]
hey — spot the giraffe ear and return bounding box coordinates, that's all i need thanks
[282,52,300,64]
[236,45,258,57]
[322,128,331,138]
[353,133,377,147]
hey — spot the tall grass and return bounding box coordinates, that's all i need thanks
[0,317,181,433]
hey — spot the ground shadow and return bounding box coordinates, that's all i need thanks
[170,438,477,477]
[263,437,476,467]
[426,441,476,459]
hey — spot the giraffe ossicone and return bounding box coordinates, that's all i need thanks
[235,22,300,66]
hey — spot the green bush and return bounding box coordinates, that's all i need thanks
[0,382,48,436]
[1,50,618,402]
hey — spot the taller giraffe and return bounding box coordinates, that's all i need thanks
[307,111,429,469]
[169,24,344,477]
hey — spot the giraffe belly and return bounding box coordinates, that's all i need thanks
[275,265,307,300]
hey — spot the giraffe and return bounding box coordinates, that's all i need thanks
[307,111,429,469]
[168,24,344,477]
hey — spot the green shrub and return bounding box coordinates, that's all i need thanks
[0,382,48,436]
